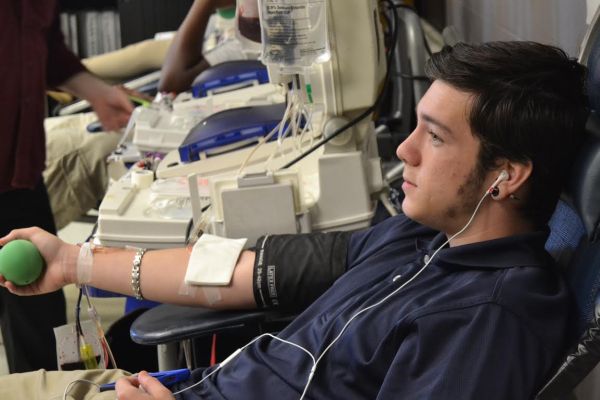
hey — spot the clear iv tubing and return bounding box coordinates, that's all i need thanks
[268,79,312,170]
[280,75,303,148]
[236,120,285,176]
[237,73,317,176]
[237,84,296,176]
[276,92,294,146]
[83,285,118,369]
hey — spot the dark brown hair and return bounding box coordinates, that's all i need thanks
[426,41,589,227]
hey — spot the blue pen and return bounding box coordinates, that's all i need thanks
[98,368,191,392]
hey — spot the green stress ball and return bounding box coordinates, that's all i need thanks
[0,239,44,286]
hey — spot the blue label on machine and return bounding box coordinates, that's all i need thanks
[191,60,270,98]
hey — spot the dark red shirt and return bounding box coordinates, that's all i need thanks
[0,0,86,192]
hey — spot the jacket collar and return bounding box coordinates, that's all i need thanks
[415,229,552,270]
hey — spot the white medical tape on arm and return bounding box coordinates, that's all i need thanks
[177,282,223,306]
[176,281,222,305]
[77,243,93,284]
[202,287,222,305]
[177,280,199,297]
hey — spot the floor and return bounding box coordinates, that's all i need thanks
[0,219,126,376]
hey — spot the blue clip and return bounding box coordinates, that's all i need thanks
[98,368,191,392]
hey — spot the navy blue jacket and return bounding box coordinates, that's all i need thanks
[177,214,569,399]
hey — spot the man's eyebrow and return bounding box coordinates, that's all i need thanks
[421,113,454,135]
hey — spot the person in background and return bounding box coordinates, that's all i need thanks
[0,0,133,373]
[158,0,235,94]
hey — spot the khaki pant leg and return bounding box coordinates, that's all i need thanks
[45,114,97,166]
[0,369,131,400]
[44,129,122,230]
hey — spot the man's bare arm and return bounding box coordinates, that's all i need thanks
[0,228,256,309]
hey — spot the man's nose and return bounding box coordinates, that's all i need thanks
[396,130,419,165]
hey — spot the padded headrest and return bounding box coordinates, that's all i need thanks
[564,113,600,241]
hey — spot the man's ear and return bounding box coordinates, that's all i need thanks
[496,160,532,200]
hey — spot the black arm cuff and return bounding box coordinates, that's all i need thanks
[252,231,351,312]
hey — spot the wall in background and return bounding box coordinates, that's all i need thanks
[445,0,588,57]
[589,0,600,23]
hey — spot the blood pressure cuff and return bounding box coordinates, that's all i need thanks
[253,231,352,312]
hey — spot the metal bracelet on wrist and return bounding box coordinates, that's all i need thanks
[131,248,147,300]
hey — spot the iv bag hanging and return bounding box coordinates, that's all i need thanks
[258,0,331,73]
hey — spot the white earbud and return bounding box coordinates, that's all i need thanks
[489,170,509,198]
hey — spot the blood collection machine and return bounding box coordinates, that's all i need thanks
[128,61,285,153]
[96,0,387,248]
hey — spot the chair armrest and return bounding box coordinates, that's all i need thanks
[130,304,290,345]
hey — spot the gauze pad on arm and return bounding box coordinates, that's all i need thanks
[184,234,247,286]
